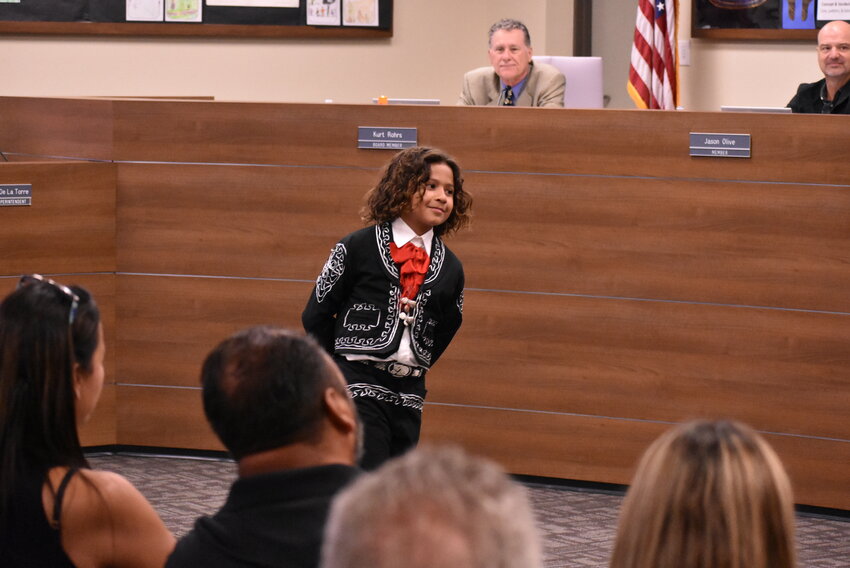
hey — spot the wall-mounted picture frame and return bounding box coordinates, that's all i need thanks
[0,0,392,38]
[692,0,824,39]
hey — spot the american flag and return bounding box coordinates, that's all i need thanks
[628,0,678,110]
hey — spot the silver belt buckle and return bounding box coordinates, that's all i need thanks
[387,362,411,378]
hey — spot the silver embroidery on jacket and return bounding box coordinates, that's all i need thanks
[376,224,398,277]
[315,244,346,303]
[347,383,424,412]
[335,287,401,351]
[342,303,381,331]
[410,289,433,366]
[423,237,445,286]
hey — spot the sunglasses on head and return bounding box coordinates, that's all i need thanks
[17,274,80,325]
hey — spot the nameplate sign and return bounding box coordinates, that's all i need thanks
[0,184,32,207]
[358,127,417,150]
[689,133,751,158]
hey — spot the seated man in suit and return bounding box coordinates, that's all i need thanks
[167,326,361,568]
[788,20,850,114]
[458,18,565,107]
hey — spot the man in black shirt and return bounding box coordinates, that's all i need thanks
[788,20,850,114]
[167,327,361,568]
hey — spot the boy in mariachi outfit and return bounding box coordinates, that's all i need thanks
[302,146,473,470]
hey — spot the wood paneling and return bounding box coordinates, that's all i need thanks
[109,99,850,185]
[3,96,849,186]
[2,97,848,510]
[421,404,669,485]
[80,384,117,446]
[117,385,222,450]
[118,163,850,312]
[0,98,113,160]
[116,163,369,276]
[453,172,850,313]
[421,405,850,510]
[765,432,850,511]
[437,291,850,440]
[0,162,116,275]
[116,274,312,387]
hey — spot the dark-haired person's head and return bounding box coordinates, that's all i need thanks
[361,146,472,237]
[0,275,103,513]
[201,326,357,463]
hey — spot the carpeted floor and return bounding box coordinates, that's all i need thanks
[89,453,850,568]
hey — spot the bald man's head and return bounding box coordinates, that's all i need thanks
[817,21,850,87]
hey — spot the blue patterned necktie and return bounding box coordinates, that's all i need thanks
[502,85,514,106]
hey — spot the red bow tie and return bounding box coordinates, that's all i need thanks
[390,242,430,302]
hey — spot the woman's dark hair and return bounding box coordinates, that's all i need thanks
[0,278,100,523]
[361,146,472,237]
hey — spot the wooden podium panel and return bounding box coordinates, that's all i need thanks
[0,98,113,161]
[421,404,671,484]
[117,385,221,451]
[116,274,311,389]
[765,433,850,511]
[2,95,849,184]
[1,97,848,510]
[103,98,850,185]
[421,405,850,511]
[117,162,850,313]
[454,171,850,313]
[0,161,117,445]
[438,291,850,441]
[0,162,116,275]
[117,163,369,277]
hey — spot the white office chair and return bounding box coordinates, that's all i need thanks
[532,56,604,109]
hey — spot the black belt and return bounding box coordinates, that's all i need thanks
[357,359,425,378]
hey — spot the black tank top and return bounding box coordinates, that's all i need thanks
[1,466,78,567]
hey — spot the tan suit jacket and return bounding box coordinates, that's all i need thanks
[457,61,565,107]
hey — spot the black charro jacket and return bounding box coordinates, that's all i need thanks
[302,223,464,369]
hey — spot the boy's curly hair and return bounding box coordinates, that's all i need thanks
[360,146,472,237]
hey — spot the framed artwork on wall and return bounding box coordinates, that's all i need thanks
[692,0,831,39]
[0,0,392,38]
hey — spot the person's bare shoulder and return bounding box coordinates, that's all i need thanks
[71,469,150,515]
[60,468,175,568]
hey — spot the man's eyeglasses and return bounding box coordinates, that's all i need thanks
[17,274,80,325]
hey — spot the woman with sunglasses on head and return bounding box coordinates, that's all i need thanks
[0,275,175,567]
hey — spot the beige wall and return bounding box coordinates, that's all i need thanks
[595,0,818,110]
[0,1,570,106]
[0,1,822,111]
[678,1,817,111]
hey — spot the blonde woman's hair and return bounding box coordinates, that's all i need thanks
[610,420,796,568]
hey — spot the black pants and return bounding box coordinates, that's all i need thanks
[334,357,426,470]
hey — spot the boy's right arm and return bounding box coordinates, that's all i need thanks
[302,242,351,354]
